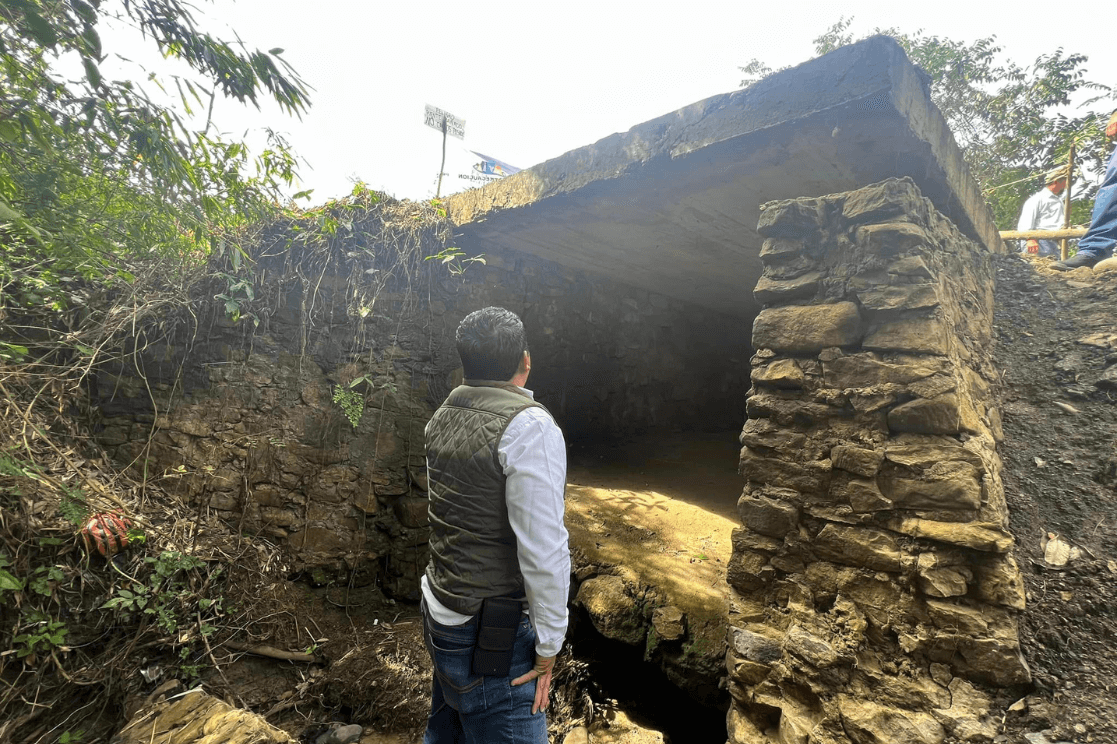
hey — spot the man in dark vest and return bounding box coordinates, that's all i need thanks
[420,306,570,743]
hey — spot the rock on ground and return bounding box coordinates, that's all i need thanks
[112,690,294,744]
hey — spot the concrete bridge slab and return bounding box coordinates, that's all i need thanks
[448,36,1001,319]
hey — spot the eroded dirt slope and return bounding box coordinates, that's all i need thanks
[993,254,1117,744]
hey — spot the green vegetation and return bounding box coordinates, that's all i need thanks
[0,2,314,738]
[742,19,1115,228]
[332,382,366,429]
[0,0,310,315]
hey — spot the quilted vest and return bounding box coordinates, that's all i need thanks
[424,381,546,615]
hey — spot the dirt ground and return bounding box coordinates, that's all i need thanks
[565,431,741,623]
[992,253,1117,744]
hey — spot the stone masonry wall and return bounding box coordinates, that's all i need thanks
[726,179,1027,744]
[95,225,747,600]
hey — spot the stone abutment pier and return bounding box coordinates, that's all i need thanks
[726,178,1025,744]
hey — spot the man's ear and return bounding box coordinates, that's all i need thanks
[521,350,531,374]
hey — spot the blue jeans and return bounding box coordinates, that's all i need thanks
[421,602,547,744]
[1077,147,1117,259]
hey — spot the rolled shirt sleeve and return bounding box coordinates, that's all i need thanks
[498,406,571,658]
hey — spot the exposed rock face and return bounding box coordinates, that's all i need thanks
[727,179,1024,743]
[92,216,748,595]
[111,690,293,744]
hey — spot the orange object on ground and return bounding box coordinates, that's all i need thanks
[80,512,133,557]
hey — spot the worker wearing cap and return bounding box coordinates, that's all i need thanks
[1016,165,1070,258]
[1053,111,1117,270]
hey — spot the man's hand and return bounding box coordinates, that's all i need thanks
[511,653,555,714]
[1026,239,1040,254]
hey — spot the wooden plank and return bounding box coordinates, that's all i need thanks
[999,228,1087,240]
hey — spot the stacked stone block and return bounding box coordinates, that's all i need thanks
[726,178,1025,744]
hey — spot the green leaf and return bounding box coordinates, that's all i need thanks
[82,26,102,58]
[82,57,102,89]
[22,10,59,48]
[0,569,24,592]
[0,343,29,361]
[269,47,285,55]
[0,199,24,221]
[0,120,20,143]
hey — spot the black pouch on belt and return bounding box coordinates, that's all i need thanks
[472,596,523,676]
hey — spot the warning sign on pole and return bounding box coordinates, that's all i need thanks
[423,105,466,140]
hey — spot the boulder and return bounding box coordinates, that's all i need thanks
[651,605,686,641]
[746,393,846,428]
[739,447,831,495]
[726,550,774,593]
[822,354,941,389]
[757,198,824,237]
[813,524,901,572]
[917,567,971,598]
[736,494,799,537]
[576,576,646,646]
[931,679,997,744]
[889,518,1013,553]
[863,316,948,356]
[759,237,806,260]
[887,395,962,435]
[842,178,929,226]
[887,256,934,280]
[857,284,939,312]
[838,697,946,744]
[727,706,769,744]
[731,525,783,554]
[751,358,806,389]
[1095,365,1117,391]
[752,302,863,354]
[924,600,990,634]
[880,466,982,511]
[839,478,894,513]
[754,271,823,305]
[112,690,294,744]
[392,496,429,528]
[785,624,842,668]
[972,554,1026,610]
[831,445,885,477]
[739,426,808,451]
[883,445,984,469]
[730,627,783,664]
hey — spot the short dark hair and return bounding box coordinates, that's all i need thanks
[455,307,527,381]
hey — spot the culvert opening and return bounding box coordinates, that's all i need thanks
[517,299,754,741]
[564,607,730,743]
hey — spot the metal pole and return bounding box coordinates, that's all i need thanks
[1060,143,1075,260]
[436,119,447,199]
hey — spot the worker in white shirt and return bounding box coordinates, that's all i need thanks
[1016,166,1070,257]
[420,306,570,744]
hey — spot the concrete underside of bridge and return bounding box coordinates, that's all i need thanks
[447,35,1001,320]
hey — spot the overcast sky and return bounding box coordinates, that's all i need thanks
[99,1,1116,204]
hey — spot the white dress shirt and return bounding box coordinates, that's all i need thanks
[420,386,571,658]
[1017,187,1065,232]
